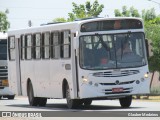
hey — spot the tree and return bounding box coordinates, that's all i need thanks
[130,6,140,17]
[68,0,104,21]
[53,0,104,22]
[122,6,130,17]
[53,17,67,22]
[145,22,160,72]
[145,21,160,89]
[114,9,122,17]
[114,6,140,17]
[0,11,10,31]
[142,8,156,21]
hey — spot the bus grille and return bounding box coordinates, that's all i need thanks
[100,80,135,86]
[93,70,139,77]
[0,66,8,80]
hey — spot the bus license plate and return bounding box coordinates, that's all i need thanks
[112,88,123,92]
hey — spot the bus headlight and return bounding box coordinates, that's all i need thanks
[82,78,88,83]
[144,73,149,78]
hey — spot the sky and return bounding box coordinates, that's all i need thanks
[0,0,160,30]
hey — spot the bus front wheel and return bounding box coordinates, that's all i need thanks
[66,84,79,109]
[119,96,132,108]
[27,82,39,106]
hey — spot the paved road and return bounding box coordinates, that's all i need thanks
[0,96,160,120]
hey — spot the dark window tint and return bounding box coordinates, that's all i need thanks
[51,32,60,59]
[81,19,143,32]
[8,36,15,60]
[42,32,50,59]
[25,35,32,60]
[61,30,71,58]
[0,39,7,60]
[33,33,41,59]
[21,35,25,60]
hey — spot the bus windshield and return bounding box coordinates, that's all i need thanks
[80,32,147,70]
[0,39,7,60]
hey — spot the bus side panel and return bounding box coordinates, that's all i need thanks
[34,60,51,97]
[49,60,63,98]
[8,61,18,95]
[20,61,36,96]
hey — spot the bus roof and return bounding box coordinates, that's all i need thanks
[8,17,143,36]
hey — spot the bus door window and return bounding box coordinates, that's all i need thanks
[21,35,25,60]
[33,33,41,59]
[25,35,32,60]
[8,36,15,60]
[61,30,71,59]
[42,32,50,59]
[51,32,60,59]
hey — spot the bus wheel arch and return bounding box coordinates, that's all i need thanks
[62,79,68,98]
[26,78,39,106]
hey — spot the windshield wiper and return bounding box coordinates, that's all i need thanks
[95,33,109,51]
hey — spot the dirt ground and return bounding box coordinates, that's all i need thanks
[133,96,160,102]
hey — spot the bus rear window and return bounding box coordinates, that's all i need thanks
[81,19,143,32]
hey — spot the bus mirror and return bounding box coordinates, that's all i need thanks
[145,39,153,58]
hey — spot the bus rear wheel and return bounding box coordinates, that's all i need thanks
[66,84,79,109]
[27,82,39,106]
[7,95,15,100]
[38,97,47,106]
[119,96,132,108]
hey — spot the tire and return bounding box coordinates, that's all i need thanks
[0,96,2,99]
[38,97,47,107]
[119,96,132,108]
[83,99,92,106]
[7,95,15,100]
[27,82,39,106]
[66,84,79,109]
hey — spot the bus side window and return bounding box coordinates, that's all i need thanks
[21,35,25,60]
[51,31,60,59]
[42,32,50,59]
[33,33,41,59]
[8,36,15,60]
[25,34,32,60]
[61,30,71,58]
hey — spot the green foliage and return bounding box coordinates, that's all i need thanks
[0,11,10,31]
[142,8,156,21]
[54,0,104,22]
[67,0,104,21]
[145,22,160,72]
[130,6,140,17]
[114,9,122,17]
[114,6,140,17]
[53,18,67,22]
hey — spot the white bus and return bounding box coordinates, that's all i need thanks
[0,32,15,99]
[8,17,150,108]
